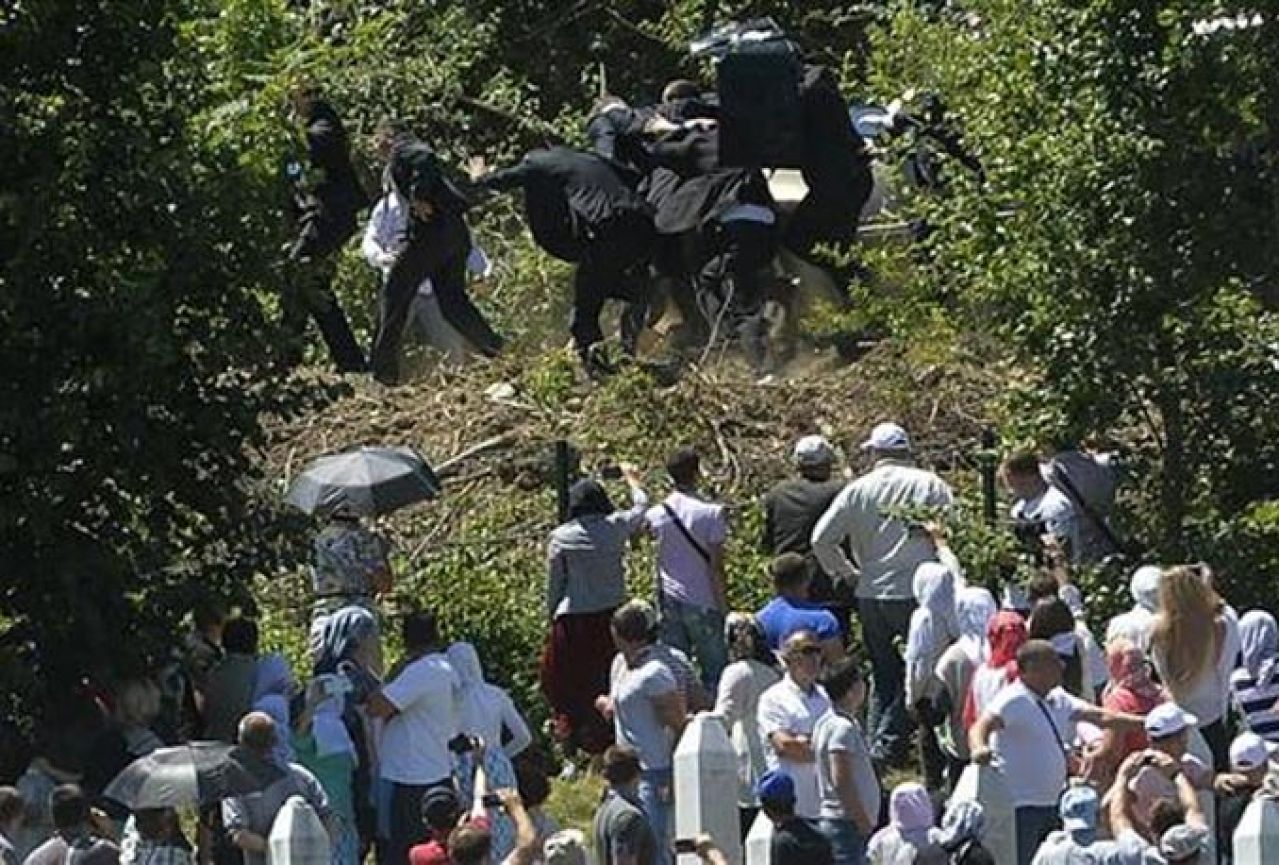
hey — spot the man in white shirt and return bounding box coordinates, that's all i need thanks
[757,630,833,819]
[811,421,952,766]
[367,610,460,865]
[646,447,729,691]
[1001,451,1080,563]
[970,640,1143,865]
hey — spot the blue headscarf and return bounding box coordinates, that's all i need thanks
[310,606,378,676]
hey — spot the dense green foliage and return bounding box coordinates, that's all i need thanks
[863,0,1279,607]
[1,0,1275,739]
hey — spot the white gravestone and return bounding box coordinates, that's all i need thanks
[744,810,773,865]
[951,763,1017,865]
[675,712,745,865]
[267,795,330,865]
[1234,794,1279,865]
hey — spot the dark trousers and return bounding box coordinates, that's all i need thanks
[783,164,872,289]
[282,254,367,373]
[1201,717,1230,772]
[858,597,916,762]
[569,216,655,368]
[382,779,450,865]
[370,212,502,383]
[1015,806,1060,865]
[698,220,776,370]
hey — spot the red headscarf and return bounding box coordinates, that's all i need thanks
[962,611,1028,727]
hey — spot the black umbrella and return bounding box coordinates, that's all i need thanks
[285,446,442,517]
[103,744,285,809]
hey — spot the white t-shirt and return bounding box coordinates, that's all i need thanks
[378,652,459,784]
[988,682,1088,807]
[757,676,832,819]
[611,649,681,771]
[1011,486,1078,556]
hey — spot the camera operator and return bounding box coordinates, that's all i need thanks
[1000,451,1080,565]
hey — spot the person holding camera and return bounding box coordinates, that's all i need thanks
[365,612,460,865]
[1001,451,1080,565]
[447,754,539,865]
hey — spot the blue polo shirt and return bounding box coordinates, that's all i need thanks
[757,596,842,650]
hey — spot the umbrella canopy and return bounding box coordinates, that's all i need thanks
[103,743,286,810]
[285,446,441,517]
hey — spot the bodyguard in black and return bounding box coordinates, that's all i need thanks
[369,135,504,384]
[283,86,369,373]
[470,146,655,373]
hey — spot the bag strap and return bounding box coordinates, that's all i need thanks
[662,503,711,565]
[1033,695,1070,763]
[1046,460,1133,555]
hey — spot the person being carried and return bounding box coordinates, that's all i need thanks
[467,146,654,375]
[371,131,503,384]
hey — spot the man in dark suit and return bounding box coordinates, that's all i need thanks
[368,133,504,384]
[469,146,655,375]
[644,108,778,373]
[283,85,369,373]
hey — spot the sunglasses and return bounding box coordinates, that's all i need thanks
[796,646,824,657]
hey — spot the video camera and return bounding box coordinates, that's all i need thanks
[690,18,805,169]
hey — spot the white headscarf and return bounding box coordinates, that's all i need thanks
[1130,566,1163,612]
[447,642,505,745]
[955,587,998,665]
[1240,611,1279,679]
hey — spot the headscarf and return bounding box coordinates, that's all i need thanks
[1239,610,1279,679]
[1130,566,1164,613]
[937,800,985,852]
[912,562,959,640]
[567,480,613,520]
[310,606,378,676]
[889,783,936,845]
[955,587,998,664]
[963,611,1028,727]
[1104,639,1161,703]
[447,642,504,744]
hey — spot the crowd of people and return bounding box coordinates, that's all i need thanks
[281,50,877,383]
[2,421,1276,865]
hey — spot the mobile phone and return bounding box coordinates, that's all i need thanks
[447,734,475,754]
[481,793,503,808]
[672,839,698,855]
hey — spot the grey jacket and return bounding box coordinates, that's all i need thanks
[547,489,648,617]
[811,458,953,600]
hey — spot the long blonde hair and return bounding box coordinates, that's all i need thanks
[1150,566,1224,691]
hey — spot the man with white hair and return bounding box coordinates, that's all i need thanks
[1105,565,1163,650]
[811,422,953,766]
[222,712,331,865]
[761,436,847,621]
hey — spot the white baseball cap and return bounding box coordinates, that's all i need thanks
[861,422,911,452]
[793,435,836,467]
[1144,703,1198,740]
[1229,731,1278,771]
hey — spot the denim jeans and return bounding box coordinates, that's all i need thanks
[858,597,916,762]
[817,817,868,865]
[659,596,727,691]
[639,767,674,865]
[1015,805,1061,865]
